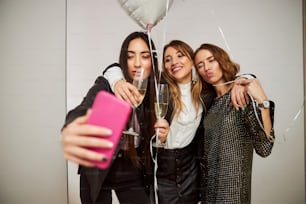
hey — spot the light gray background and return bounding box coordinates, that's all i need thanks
[0,0,67,204]
[0,0,304,204]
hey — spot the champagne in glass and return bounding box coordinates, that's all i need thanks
[134,82,147,107]
[154,102,168,119]
[153,83,169,148]
[123,68,148,137]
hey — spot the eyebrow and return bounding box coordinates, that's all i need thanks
[195,61,204,67]
[165,50,182,58]
[195,55,214,67]
[127,50,151,54]
[207,55,214,60]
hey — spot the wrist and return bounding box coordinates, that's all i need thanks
[114,78,125,88]
[256,100,270,109]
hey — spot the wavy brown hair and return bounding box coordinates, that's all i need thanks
[194,43,240,101]
[194,43,239,81]
[162,40,203,121]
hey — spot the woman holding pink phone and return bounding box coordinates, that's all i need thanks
[61,31,169,204]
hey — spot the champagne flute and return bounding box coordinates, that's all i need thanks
[123,68,148,137]
[152,83,169,148]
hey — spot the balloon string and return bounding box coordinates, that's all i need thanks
[146,24,153,32]
[280,98,305,143]
[163,0,170,52]
[146,30,159,204]
[206,1,233,58]
[212,80,236,86]
[146,30,160,101]
[147,1,172,203]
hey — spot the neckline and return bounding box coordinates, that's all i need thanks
[179,82,191,96]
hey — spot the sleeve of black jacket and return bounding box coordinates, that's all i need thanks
[62,76,112,128]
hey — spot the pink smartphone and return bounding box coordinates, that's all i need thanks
[87,90,132,169]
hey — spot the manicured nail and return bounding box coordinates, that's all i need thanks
[106,142,114,148]
[105,129,112,135]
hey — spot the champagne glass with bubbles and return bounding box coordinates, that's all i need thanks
[123,68,148,137]
[152,83,169,148]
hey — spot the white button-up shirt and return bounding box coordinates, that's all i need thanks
[165,82,203,149]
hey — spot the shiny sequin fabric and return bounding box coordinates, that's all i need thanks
[200,91,274,204]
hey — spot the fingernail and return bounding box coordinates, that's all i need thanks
[107,129,113,135]
[106,142,114,148]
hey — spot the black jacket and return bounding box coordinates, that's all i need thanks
[63,74,153,202]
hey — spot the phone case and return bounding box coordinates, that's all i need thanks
[87,90,132,169]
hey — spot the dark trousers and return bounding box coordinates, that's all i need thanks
[156,143,200,204]
[80,154,151,204]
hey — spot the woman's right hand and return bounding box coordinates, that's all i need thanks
[61,110,114,167]
[154,118,170,143]
[114,79,140,106]
[230,78,250,109]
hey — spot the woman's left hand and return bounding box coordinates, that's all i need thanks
[239,78,268,102]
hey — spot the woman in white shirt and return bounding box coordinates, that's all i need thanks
[155,40,203,203]
[104,39,203,203]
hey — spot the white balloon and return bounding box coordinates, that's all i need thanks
[118,0,173,30]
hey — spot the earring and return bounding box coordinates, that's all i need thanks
[192,67,197,85]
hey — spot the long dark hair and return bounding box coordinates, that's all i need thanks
[118,31,158,169]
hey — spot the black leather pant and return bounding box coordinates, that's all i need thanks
[156,143,200,204]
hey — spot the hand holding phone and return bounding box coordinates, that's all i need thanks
[87,91,131,169]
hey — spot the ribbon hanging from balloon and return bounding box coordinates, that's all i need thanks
[117,0,173,97]
[117,1,173,203]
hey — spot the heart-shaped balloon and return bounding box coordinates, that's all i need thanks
[118,0,173,31]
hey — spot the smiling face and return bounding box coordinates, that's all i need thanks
[194,49,225,86]
[163,46,193,84]
[126,38,152,80]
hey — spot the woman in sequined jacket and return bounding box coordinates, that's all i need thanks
[194,43,275,204]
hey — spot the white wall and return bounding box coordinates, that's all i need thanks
[0,0,67,204]
[67,0,304,204]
